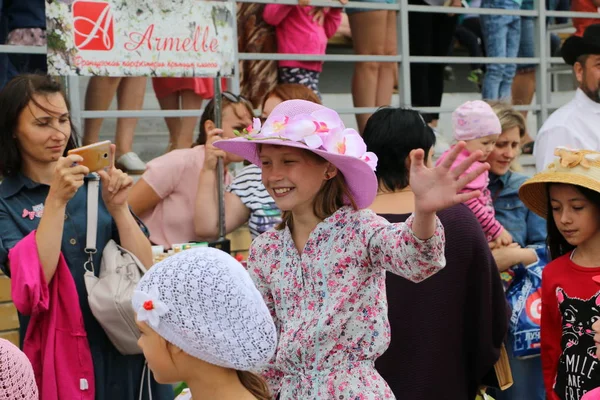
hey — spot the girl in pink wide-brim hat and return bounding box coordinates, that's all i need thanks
[214,100,489,399]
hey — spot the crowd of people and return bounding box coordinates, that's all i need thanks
[4,0,600,399]
[3,0,600,154]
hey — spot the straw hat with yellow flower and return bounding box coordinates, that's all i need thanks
[519,147,600,219]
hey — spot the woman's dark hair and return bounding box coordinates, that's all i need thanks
[195,92,254,146]
[0,74,79,177]
[547,183,600,260]
[363,107,436,192]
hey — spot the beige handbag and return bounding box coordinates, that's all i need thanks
[84,175,146,355]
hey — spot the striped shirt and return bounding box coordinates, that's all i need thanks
[463,187,503,242]
[227,165,282,239]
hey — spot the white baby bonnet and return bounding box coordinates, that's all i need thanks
[132,247,277,371]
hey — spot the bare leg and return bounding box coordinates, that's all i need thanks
[511,70,535,145]
[349,10,388,134]
[376,10,397,107]
[177,90,203,149]
[114,77,147,157]
[83,77,122,145]
[157,92,182,152]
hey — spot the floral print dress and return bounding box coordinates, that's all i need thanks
[247,206,446,399]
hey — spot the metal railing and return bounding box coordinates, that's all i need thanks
[2,1,600,132]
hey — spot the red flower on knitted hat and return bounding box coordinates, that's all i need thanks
[133,288,169,328]
[143,300,154,311]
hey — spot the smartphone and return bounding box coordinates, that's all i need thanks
[68,140,112,172]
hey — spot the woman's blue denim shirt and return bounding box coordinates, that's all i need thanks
[489,170,547,248]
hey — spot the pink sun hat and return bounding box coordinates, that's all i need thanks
[213,100,378,209]
[452,100,502,141]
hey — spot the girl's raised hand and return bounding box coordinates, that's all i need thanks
[410,141,489,215]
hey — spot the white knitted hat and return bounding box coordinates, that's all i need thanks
[132,247,277,371]
[0,338,38,400]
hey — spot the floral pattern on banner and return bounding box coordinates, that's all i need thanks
[45,0,236,77]
[247,206,446,399]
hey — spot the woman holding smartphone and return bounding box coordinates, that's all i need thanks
[0,74,172,400]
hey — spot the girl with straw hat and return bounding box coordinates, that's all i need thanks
[519,147,600,400]
[213,99,489,399]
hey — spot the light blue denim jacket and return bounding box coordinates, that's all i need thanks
[489,171,547,248]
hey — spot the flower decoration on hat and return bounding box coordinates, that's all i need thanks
[133,288,169,329]
[232,108,378,171]
[234,117,263,137]
[554,147,600,169]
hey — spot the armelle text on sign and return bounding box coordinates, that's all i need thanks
[124,25,219,53]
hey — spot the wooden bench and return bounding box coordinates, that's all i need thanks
[0,271,19,347]
[228,225,252,260]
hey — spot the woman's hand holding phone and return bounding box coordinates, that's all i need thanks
[97,144,134,213]
[48,155,90,206]
[67,140,112,173]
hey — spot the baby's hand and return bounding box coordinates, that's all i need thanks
[498,229,513,246]
[489,235,516,250]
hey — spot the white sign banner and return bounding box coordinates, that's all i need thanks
[45,0,236,77]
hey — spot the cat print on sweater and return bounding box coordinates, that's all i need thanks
[554,288,600,400]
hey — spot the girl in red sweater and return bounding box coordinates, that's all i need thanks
[520,147,600,400]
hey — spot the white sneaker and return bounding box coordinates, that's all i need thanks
[116,152,146,174]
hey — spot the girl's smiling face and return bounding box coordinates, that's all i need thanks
[259,145,335,214]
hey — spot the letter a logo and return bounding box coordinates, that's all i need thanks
[73,1,114,51]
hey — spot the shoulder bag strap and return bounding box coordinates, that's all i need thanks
[85,174,100,272]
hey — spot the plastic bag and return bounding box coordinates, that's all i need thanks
[505,246,549,359]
